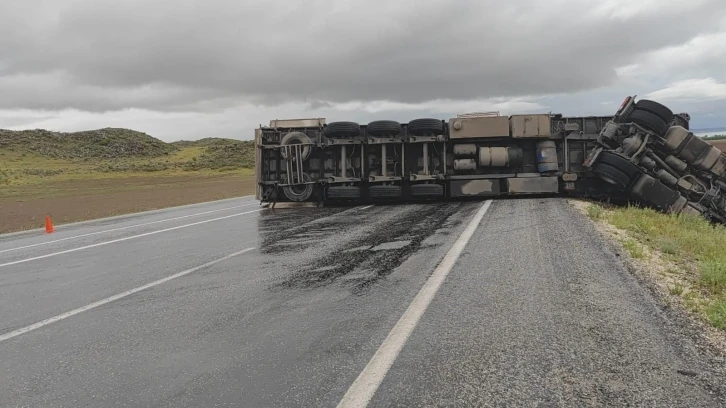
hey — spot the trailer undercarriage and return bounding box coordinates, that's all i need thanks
[254,97,726,225]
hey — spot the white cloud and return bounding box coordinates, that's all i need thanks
[644,78,726,102]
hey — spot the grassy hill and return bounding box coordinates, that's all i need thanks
[0,128,176,159]
[0,129,255,188]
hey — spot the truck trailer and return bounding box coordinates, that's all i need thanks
[254,96,726,225]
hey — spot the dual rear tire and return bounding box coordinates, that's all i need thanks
[625,99,674,136]
[591,150,685,213]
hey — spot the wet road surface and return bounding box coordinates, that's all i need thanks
[0,196,724,407]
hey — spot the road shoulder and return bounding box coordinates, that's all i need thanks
[569,199,726,356]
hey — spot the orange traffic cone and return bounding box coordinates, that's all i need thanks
[45,215,54,234]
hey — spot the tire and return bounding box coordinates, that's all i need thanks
[628,109,669,135]
[367,120,401,136]
[281,173,313,202]
[596,151,642,180]
[591,163,630,190]
[410,183,444,197]
[407,118,444,136]
[635,100,673,123]
[280,131,311,161]
[327,186,361,199]
[368,185,402,198]
[325,121,360,138]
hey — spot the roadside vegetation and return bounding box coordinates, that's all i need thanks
[586,202,726,330]
[703,134,726,141]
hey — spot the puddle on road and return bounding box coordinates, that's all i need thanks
[271,202,469,294]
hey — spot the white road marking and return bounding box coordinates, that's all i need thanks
[336,200,493,408]
[0,247,255,343]
[0,209,263,268]
[0,202,260,254]
[358,205,374,211]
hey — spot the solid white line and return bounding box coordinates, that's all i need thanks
[0,209,263,268]
[0,247,255,343]
[358,205,374,211]
[336,200,493,408]
[0,202,260,254]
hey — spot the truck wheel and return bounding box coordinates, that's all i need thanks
[369,185,402,198]
[325,121,360,138]
[281,173,313,202]
[596,151,642,180]
[635,100,673,123]
[628,109,668,136]
[591,163,631,190]
[410,183,444,197]
[327,186,361,199]
[367,120,401,136]
[280,131,311,161]
[407,118,444,136]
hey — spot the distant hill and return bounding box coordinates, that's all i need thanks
[0,128,177,159]
[172,138,256,170]
[0,128,256,174]
[171,137,243,148]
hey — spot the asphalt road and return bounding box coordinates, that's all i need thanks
[0,196,724,407]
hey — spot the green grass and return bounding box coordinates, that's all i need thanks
[588,203,726,329]
[706,299,726,329]
[587,204,605,220]
[657,237,680,255]
[670,283,685,296]
[703,134,726,141]
[700,261,726,294]
[620,237,645,259]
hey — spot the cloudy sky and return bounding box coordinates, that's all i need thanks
[2,0,726,141]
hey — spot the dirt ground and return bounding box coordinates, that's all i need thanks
[0,174,256,233]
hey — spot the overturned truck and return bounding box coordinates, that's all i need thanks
[254,96,726,224]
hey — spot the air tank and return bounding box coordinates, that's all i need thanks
[536,141,559,173]
[453,144,477,157]
[478,147,523,167]
[453,159,477,171]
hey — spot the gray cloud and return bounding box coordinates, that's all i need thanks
[2,0,726,113]
[2,0,726,140]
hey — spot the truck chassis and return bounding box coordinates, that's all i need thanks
[254,97,726,225]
